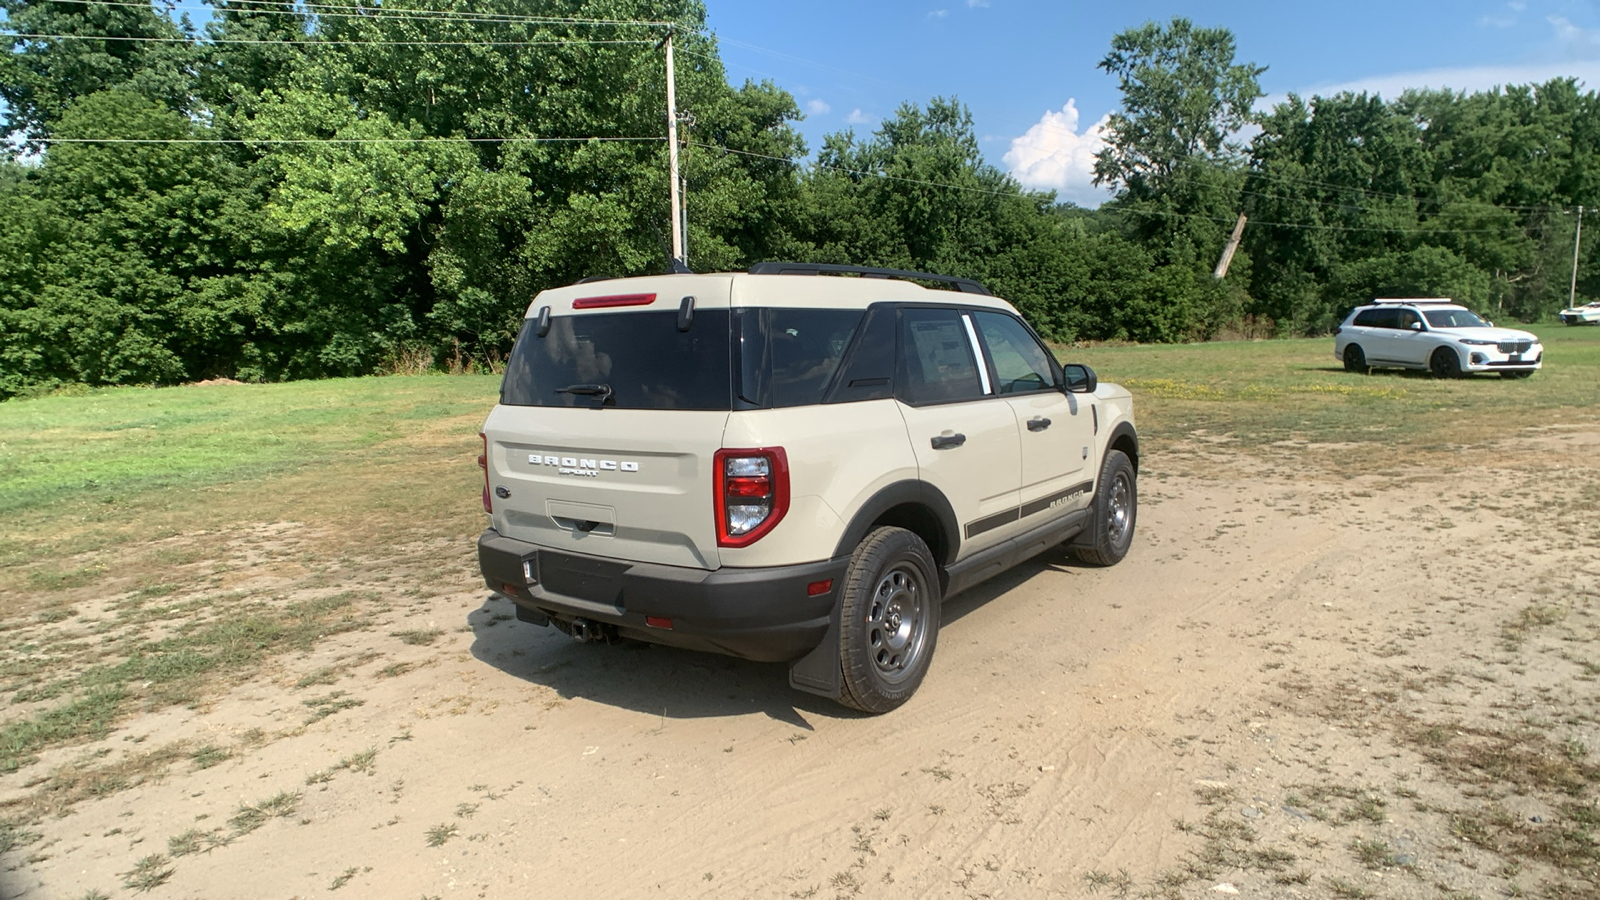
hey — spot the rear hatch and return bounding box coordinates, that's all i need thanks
[483,278,733,570]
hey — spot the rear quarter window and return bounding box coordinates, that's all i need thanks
[736,308,865,408]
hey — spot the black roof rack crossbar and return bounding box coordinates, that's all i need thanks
[747,262,992,296]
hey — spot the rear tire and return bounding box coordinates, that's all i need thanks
[1343,344,1367,373]
[1072,449,1137,567]
[1429,347,1462,379]
[836,527,940,714]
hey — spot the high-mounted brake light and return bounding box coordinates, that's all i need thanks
[479,432,492,514]
[713,447,789,548]
[572,293,656,310]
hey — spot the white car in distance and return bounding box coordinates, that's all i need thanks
[1334,299,1542,379]
[1560,301,1600,325]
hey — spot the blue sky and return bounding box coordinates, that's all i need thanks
[706,0,1600,206]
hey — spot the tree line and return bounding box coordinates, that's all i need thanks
[1,2,1595,398]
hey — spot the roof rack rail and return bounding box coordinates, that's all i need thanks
[747,262,992,296]
[1371,298,1455,305]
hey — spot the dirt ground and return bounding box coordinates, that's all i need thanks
[4,425,1600,900]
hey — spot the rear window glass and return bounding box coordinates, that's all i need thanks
[501,310,731,410]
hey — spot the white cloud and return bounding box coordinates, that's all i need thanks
[1549,15,1600,58]
[845,108,873,125]
[966,0,990,7]
[806,99,831,116]
[1277,59,1600,106]
[927,9,949,19]
[1003,99,1113,207]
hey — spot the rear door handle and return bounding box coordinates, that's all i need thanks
[930,433,966,450]
[1027,417,1052,432]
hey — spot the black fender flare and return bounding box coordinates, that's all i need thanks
[1105,420,1139,471]
[829,479,960,567]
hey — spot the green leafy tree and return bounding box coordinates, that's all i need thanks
[1,0,199,143]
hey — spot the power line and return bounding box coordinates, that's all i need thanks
[5,31,656,46]
[34,0,679,30]
[690,140,1030,199]
[43,135,665,144]
[693,140,1552,234]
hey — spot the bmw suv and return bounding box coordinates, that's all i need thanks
[1335,299,1542,379]
[476,264,1139,712]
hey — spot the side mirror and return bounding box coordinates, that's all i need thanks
[1062,363,1097,393]
[1409,321,1423,331]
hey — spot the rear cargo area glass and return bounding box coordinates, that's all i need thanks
[501,310,732,410]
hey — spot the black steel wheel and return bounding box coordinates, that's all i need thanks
[1072,449,1137,567]
[836,527,940,713]
[1429,347,1463,379]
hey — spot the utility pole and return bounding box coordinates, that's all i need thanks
[663,31,685,270]
[1571,205,1585,309]
[1213,213,1248,280]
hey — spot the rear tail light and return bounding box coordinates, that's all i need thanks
[479,432,492,514]
[1332,326,1341,336]
[713,447,789,547]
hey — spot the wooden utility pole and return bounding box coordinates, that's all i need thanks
[1213,213,1248,279]
[1572,205,1585,309]
[664,31,684,269]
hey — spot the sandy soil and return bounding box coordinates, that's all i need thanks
[3,427,1599,900]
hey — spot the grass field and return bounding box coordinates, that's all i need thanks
[0,328,1595,755]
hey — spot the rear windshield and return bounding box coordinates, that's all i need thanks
[500,310,731,410]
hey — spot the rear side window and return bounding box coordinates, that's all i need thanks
[1352,309,1383,328]
[501,310,731,410]
[898,308,985,405]
[736,308,864,408]
[825,305,897,404]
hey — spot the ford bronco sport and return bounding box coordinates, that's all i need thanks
[477,263,1138,712]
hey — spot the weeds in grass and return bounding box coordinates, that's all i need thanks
[121,854,175,892]
[376,661,419,679]
[0,818,41,854]
[1082,869,1133,895]
[0,686,126,772]
[229,790,301,835]
[329,867,358,890]
[455,802,478,818]
[391,629,443,646]
[1350,836,1397,868]
[1503,604,1568,649]
[302,691,365,724]
[340,747,377,775]
[167,829,205,857]
[1326,876,1372,899]
[190,744,230,770]
[425,823,458,847]
[295,667,340,688]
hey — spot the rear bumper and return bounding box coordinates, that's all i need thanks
[477,529,845,662]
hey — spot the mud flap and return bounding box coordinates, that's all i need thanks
[787,601,842,699]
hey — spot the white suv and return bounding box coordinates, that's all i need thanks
[476,264,1138,712]
[1334,299,1542,379]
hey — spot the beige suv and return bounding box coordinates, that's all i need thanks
[477,264,1138,712]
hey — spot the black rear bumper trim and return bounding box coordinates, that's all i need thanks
[478,530,846,663]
